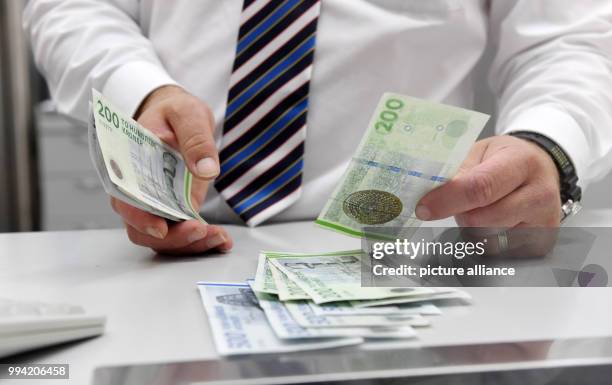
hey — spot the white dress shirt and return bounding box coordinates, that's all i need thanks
[24,0,612,225]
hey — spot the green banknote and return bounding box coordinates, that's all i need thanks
[308,301,441,317]
[284,300,430,328]
[316,93,489,238]
[268,251,434,304]
[350,288,472,308]
[252,250,363,297]
[269,263,310,301]
[90,89,203,222]
[252,252,281,295]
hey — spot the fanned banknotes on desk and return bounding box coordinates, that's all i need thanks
[198,250,471,356]
[197,94,485,355]
[88,89,204,222]
[317,93,489,238]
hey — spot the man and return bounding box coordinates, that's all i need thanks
[24,0,612,254]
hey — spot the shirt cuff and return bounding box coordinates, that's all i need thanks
[500,104,590,189]
[102,61,178,118]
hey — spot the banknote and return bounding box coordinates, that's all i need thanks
[89,89,203,222]
[249,282,373,340]
[249,281,419,340]
[269,263,310,301]
[252,252,279,295]
[316,93,489,238]
[395,303,442,316]
[350,288,472,308]
[310,301,441,317]
[280,300,417,339]
[310,301,402,316]
[197,282,362,355]
[89,117,175,220]
[269,251,434,304]
[252,250,364,298]
[284,300,426,329]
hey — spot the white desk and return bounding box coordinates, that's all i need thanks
[1,210,612,384]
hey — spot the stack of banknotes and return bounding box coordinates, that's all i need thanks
[198,250,472,355]
[88,89,205,223]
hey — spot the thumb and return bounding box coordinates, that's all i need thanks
[166,100,220,180]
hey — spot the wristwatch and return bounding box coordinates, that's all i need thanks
[508,131,582,222]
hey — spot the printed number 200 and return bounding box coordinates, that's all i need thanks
[97,100,120,129]
[375,98,404,134]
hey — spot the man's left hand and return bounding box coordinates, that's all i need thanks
[416,135,561,227]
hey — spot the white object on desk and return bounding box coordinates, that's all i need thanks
[0,298,106,358]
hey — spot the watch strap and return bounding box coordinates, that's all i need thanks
[508,131,582,204]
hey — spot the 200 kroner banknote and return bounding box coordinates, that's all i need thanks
[88,89,204,222]
[316,93,489,238]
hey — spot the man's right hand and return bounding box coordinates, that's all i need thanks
[110,85,233,254]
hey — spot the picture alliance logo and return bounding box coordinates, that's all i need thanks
[370,238,488,260]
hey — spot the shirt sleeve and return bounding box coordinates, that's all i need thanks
[23,0,178,121]
[489,0,612,189]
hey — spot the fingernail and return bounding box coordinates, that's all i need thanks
[146,227,164,239]
[206,234,227,249]
[196,157,219,178]
[415,205,431,220]
[188,228,207,244]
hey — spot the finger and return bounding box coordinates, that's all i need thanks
[111,198,168,239]
[125,219,209,249]
[456,139,490,176]
[481,224,558,258]
[153,225,233,255]
[455,187,529,228]
[165,101,219,180]
[190,179,209,211]
[456,183,560,228]
[138,112,179,148]
[509,223,559,257]
[416,149,529,220]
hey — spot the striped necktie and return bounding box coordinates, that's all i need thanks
[215,0,321,227]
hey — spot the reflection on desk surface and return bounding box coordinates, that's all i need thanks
[92,336,612,385]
